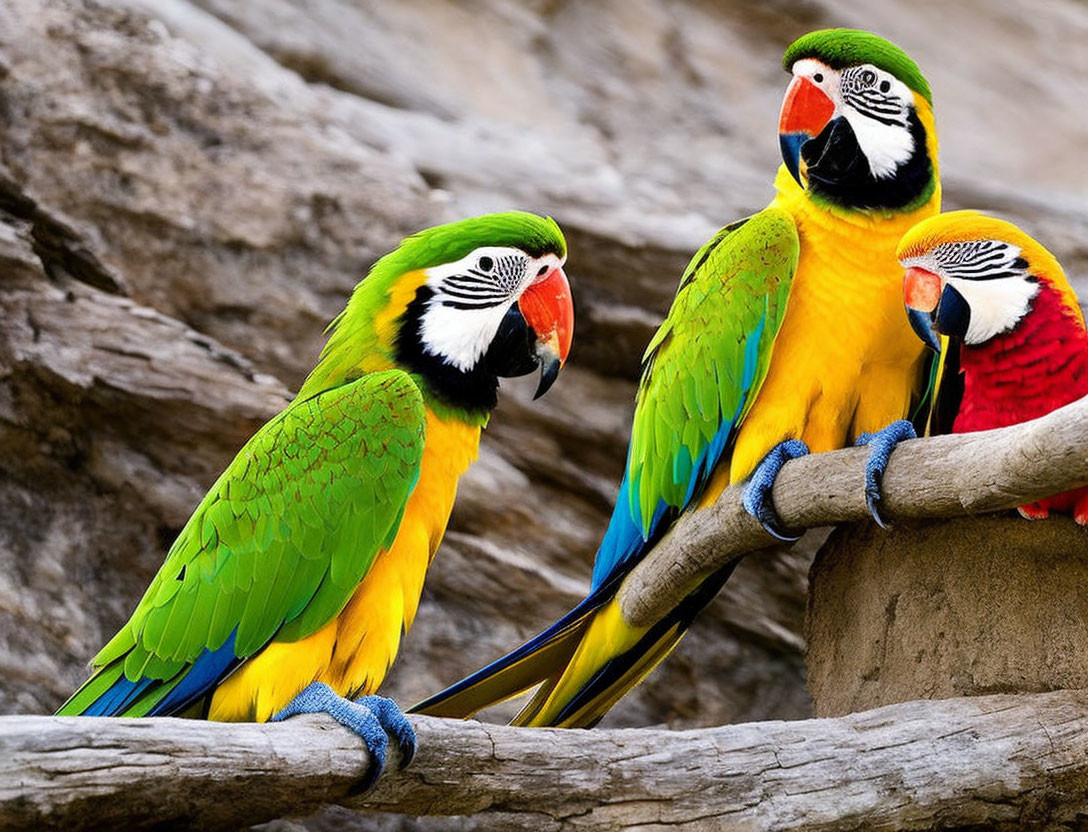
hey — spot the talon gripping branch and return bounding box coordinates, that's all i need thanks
[416,29,943,728]
[57,212,573,786]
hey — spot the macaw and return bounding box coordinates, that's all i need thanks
[901,210,1088,522]
[56,212,574,786]
[414,29,942,728]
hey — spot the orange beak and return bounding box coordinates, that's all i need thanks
[518,265,574,398]
[778,76,835,186]
[903,266,942,312]
[903,266,944,353]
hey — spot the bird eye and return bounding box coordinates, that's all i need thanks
[537,265,548,277]
[813,72,824,83]
[861,70,876,86]
[879,79,891,93]
[478,256,494,272]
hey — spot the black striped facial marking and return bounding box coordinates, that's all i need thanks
[931,240,1030,282]
[436,253,530,310]
[840,65,909,127]
[411,245,564,381]
[901,238,1038,345]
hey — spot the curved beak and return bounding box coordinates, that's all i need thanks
[904,266,971,350]
[778,76,835,187]
[485,265,574,399]
[519,265,574,398]
[904,265,943,353]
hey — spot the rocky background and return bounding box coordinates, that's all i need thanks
[1,0,1086,828]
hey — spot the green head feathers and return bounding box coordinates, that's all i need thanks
[784,29,931,106]
[300,211,568,403]
[378,211,566,278]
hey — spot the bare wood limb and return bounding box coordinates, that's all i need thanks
[619,394,1088,627]
[5,382,1086,831]
[4,691,1088,831]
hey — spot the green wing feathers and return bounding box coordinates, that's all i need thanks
[413,210,800,729]
[627,209,799,528]
[59,370,425,716]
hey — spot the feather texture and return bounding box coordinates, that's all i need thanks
[413,210,800,723]
[58,371,426,717]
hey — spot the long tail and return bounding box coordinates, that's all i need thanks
[412,471,736,727]
[409,579,618,719]
[411,563,736,727]
[510,562,736,727]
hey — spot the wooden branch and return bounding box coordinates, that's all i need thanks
[5,691,1088,830]
[618,394,1088,627]
[6,386,1086,831]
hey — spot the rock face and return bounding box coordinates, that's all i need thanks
[0,0,1086,827]
[807,517,1088,718]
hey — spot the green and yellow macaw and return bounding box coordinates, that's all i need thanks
[57,212,573,785]
[415,29,941,728]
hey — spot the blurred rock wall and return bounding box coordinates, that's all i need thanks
[1,0,1086,827]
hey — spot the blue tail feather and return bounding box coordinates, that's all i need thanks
[77,632,240,717]
[410,576,622,713]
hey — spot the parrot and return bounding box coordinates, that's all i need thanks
[413,28,943,729]
[56,211,574,787]
[900,210,1088,523]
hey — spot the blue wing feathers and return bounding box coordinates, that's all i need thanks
[81,675,154,717]
[592,313,766,591]
[147,633,239,716]
[77,631,240,717]
[742,316,765,390]
[592,475,671,590]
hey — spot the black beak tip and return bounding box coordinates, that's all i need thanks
[533,356,561,399]
[779,134,806,187]
[907,306,942,354]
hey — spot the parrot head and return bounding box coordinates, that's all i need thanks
[400,214,572,400]
[779,29,937,210]
[898,210,1081,351]
[309,211,573,415]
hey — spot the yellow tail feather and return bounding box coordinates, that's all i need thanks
[412,619,587,718]
[513,598,680,728]
[512,562,737,728]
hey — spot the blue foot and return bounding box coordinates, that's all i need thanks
[742,439,810,542]
[856,419,916,529]
[272,682,417,792]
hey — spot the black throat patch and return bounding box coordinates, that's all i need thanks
[395,286,500,415]
[802,111,933,211]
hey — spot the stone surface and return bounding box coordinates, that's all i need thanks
[807,516,1088,718]
[0,0,1086,828]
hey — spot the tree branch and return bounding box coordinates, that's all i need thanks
[618,394,1088,627]
[6,394,1087,831]
[5,691,1088,830]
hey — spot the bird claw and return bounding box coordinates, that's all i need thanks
[857,419,916,529]
[272,682,417,792]
[742,439,810,542]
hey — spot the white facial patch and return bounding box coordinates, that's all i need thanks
[419,246,563,372]
[843,108,915,178]
[839,65,916,179]
[953,273,1040,345]
[901,241,1037,345]
[419,301,514,373]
